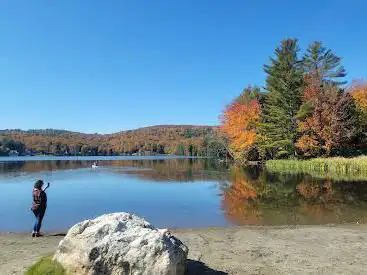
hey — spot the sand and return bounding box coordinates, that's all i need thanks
[1,225,367,275]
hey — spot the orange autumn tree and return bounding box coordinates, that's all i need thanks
[349,81,367,147]
[350,81,367,110]
[220,86,261,161]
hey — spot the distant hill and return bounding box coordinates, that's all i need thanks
[0,125,220,156]
[0,129,85,136]
[0,125,216,135]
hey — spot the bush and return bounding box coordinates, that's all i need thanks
[25,255,66,275]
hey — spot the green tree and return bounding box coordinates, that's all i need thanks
[303,41,346,85]
[188,144,198,156]
[235,86,262,105]
[52,142,62,155]
[175,144,186,156]
[0,138,25,155]
[260,39,304,159]
[201,135,228,158]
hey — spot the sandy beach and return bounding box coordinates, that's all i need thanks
[1,225,367,275]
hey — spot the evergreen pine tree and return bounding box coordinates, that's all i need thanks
[303,41,346,85]
[260,39,303,159]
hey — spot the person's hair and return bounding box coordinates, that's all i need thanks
[34,180,44,189]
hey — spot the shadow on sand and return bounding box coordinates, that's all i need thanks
[186,259,227,275]
[49,233,67,237]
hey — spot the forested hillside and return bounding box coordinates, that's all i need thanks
[0,125,226,157]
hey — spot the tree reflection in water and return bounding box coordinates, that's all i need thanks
[221,166,367,225]
[222,167,260,225]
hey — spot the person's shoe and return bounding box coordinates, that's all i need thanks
[35,232,44,237]
[32,232,36,237]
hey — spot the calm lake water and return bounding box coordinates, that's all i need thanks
[1,156,367,232]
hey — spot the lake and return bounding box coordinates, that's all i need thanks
[1,156,367,232]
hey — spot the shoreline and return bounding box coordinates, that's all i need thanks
[2,224,367,275]
[2,221,361,232]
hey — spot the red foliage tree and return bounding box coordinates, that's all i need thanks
[296,77,358,156]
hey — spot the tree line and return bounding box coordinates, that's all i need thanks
[220,39,367,163]
[0,138,25,156]
[0,126,227,157]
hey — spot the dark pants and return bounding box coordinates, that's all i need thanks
[33,208,46,233]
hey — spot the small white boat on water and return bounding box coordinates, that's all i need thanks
[92,162,98,169]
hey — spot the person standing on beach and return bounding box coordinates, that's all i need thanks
[31,180,50,237]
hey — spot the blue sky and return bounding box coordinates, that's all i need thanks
[1,0,366,133]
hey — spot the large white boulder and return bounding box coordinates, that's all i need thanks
[54,213,188,275]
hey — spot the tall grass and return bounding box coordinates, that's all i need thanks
[266,156,367,181]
